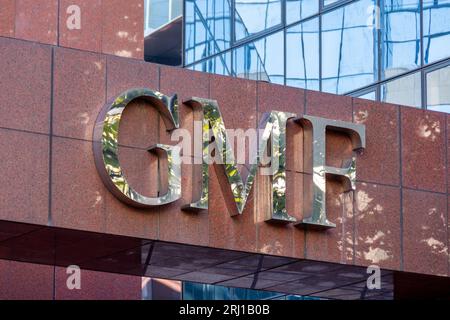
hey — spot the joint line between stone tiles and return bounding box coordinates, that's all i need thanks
[351,98,356,265]
[52,263,56,300]
[398,107,404,271]
[157,66,161,240]
[0,125,50,137]
[446,115,449,276]
[48,47,55,227]
[56,0,61,47]
[0,35,146,65]
[255,82,259,252]
[100,0,104,57]
[13,0,16,36]
[103,52,109,233]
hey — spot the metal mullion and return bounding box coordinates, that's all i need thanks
[319,12,322,91]
[347,86,377,98]
[377,0,382,84]
[420,0,425,109]
[377,0,383,101]
[230,0,235,76]
[282,0,286,85]
[182,0,186,67]
[344,44,450,98]
[283,5,287,85]
[231,0,236,45]
[322,0,355,11]
[233,23,285,47]
[420,0,424,67]
[423,59,450,111]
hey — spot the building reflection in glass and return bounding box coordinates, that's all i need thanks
[183,0,450,112]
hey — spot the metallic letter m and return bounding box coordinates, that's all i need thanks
[182,97,297,223]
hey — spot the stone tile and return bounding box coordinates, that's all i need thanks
[290,172,306,259]
[55,267,141,300]
[326,130,354,170]
[159,66,209,148]
[104,145,159,239]
[106,56,158,99]
[208,164,257,253]
[210,74,257,133]
[447,115,450,194]
[305,90,352,122]
[116,97,161,149]
[256,171,304,258]
[210,74,257,168]
[353,98,400,186]
[0,37,52,134]
[305,178,355,264]
[302,124,355,176]
[285,118,305,173]
[203,75,258,252]
[59,0,102,52]
[102,0,144,59]
[354,182,401,270]
[403,189,447,276]
[53,47,106,141]
[159,157,209,246]
[158,68,211,246]
[0,0,15,37]
[15,0,58,45]
[106,56,159,149]
[51,137,106,233]
[0,129,49,225]
[401,107,446,193]
[257,81,304,115]
[0,260,53,300]
[257,91,304,173]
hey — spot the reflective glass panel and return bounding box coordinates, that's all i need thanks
[147,0,169,30]
[426,65,450,113]
[324,0,341,5]
[183,282,214,300]
[184,0,231,65]
[183,282,284,300]
[356,90,377,101]
[382,0,421,79]
[235,0,282,40]
[286,18,320,90]
[233,31,284,84]
[223,287,282,300]
[423,0,450,64]
[381,71,422,108]
[171,0,183,18]
[322,0,378,94]
[192,52,232,76]
[286,0,319,25]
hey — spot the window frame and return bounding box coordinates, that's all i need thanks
[423,59,450,111]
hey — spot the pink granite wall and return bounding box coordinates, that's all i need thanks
[0,0,144,58]
[0,259,141,300]
[0,0,449,301]
[0,35,448,280]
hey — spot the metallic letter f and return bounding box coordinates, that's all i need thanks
[296,116,366,229]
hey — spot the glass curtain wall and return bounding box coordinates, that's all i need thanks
[182,282,324,300]
[145,0,183,35]
[184,0,450,112]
